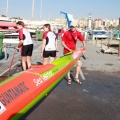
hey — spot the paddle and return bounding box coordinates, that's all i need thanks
[8,49,17,77]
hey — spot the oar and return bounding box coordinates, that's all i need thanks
[8,49,17,77]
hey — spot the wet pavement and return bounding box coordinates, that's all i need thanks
[1,40,120,120]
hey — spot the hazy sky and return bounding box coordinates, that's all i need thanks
[0,0,120,20]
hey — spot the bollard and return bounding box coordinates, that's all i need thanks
[118,43,120,57]
[108,39,110,49]
[4,43,7,60]
[101,39,103,48]
[92,36,95,44]
[95,37,98,46]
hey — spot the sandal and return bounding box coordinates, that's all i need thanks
[67,79,72,85]
[74,78,82,85]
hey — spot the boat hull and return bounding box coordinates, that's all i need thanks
[0,48,84,120]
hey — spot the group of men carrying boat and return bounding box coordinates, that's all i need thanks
[16,21,86,85]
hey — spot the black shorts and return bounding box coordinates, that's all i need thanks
[43,50,56,58]
[21,44,33,56]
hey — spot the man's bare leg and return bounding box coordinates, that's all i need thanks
[27,56,32,69]
[74,60,82,84]
[22,56,27,71]
[67,71,72,84]
[50,57,55,63]
[43,58,49,65]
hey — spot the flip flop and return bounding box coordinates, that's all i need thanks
[67,79,72,85]
[74,78,82,85]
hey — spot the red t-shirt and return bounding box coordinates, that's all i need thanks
[62,30,84,53]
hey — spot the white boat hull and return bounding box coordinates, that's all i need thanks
[3,38,19,44]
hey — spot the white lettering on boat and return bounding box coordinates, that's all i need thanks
[33,71,53,86]
[33,77,47,86]
[43,71,53,79]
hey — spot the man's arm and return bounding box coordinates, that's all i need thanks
[16,40,23,50]
[16,29,24,50]
[81,41,86,59]
[18,40,24,48]
[82,41,86,53]
[41,39,46,53]
[78,32,86,53]
[55,39,58,51]
[61,41,72,52]
[62,32,72,52]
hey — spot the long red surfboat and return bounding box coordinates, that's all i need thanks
[0,48,84,120]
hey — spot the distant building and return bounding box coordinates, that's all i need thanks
[77,18,87,28]
[103,19,119,29]
[93,19,103,29]
[54,18,67,28]
[103,20,106,26]
[112,19,119,27]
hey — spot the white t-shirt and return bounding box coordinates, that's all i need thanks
[43,31,56,51]
[19,28,33,46]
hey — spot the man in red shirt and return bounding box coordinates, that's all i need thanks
[62,21,86,85]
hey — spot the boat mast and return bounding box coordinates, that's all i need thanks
[6,0,9,16]
[40,0,42,20]
[32,0,34,19]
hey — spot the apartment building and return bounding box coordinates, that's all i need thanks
[93,19,103,29]
[77,18,88,28]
